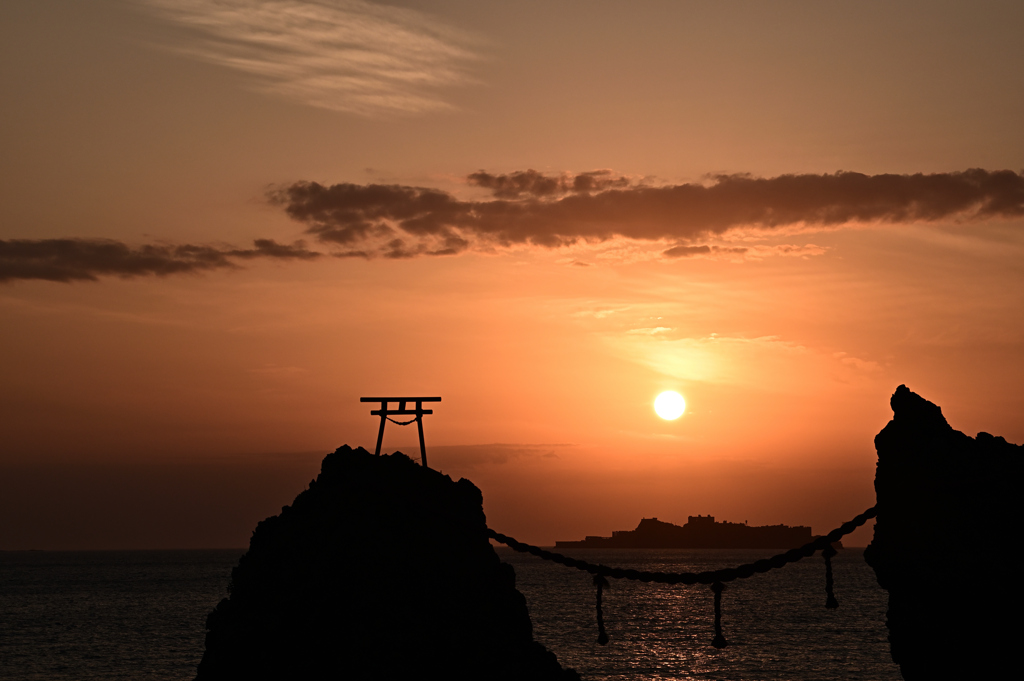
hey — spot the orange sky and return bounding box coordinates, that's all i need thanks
[2,0,1023,549]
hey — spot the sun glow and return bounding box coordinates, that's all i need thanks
[654,391,686,420]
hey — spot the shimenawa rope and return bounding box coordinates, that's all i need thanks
[487,505,876,647]
[386,416,420,426]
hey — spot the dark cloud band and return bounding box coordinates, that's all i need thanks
[273,168,1024,258]
[6,168,1021,283]
[0,238,319,283]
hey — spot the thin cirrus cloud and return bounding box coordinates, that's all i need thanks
[0,238,319,283]
[273,168,1024,259]
[140,0,480,116]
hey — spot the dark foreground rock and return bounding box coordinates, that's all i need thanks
[865,385,1022,680]
[197,445,579,681]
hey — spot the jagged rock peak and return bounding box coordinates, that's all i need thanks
[889,384,951,431]
[196,444,579,681]
[866,385,1021,680]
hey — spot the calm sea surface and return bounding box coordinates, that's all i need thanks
[506,547,902,681]
[0,547,902,680]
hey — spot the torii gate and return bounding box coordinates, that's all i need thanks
[360,396,441,467]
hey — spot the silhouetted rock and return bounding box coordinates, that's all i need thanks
[196,445,579,681]
[865,385,1022,680]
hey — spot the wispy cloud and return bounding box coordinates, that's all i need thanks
[680,243,828,261]
[662,244,748,258]
[571,307,632,320]
[141,0,480,116]
[428,443,569,471]
[608,331,890,391]
[610,333,808,385]
[0,238,319,283]
[627,326,674,335]
[274,168,1024,258]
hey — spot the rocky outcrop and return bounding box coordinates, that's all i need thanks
[196,445,579,681]
[865,385,1022,679]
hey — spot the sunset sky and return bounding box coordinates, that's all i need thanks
[2,0,1023,550]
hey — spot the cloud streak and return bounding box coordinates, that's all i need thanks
[0,238,319,283]
[273,168,1024,258]
[9,168,1019,283]
[141,0,479,116]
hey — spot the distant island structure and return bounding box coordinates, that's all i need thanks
[555,514,827,549]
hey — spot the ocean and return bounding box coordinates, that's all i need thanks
[506,547,901,680]
[0,547,901,680]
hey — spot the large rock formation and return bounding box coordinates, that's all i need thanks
[865,385,1022,679]
[197,445,579,680]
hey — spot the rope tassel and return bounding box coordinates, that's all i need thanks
[823,545,839,609]
[711,581,728,648]
[594,574,610,645]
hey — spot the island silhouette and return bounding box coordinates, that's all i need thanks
[554,514,819,549]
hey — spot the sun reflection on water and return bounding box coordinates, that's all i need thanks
[501,548,899,681]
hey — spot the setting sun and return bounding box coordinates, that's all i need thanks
[654,391,686,420]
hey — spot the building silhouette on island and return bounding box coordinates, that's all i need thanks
[555,515,821,549]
